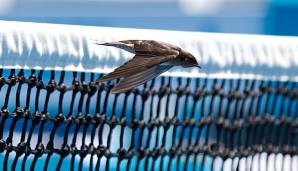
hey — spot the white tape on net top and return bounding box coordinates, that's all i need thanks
[0,20,297,81]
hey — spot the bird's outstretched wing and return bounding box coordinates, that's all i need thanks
[121,40,180,56]
[111,65,172,93]
[97,55,176,83]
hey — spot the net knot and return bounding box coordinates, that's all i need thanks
[1,108,9,118]
[5,142,13,153]
[14,107,24,119]
[117,148,127,159]
[32,112,42,124]
[233,118,244,129]
[46,79,57,92]
[141,88,150,100]
[289,89,298,98]
[151,148,160,159]
[136,148,146,159]
[84,114,93,125]
[55,113,66,124]
[148,118,158,130]
[163,117,171,128]
[73,79,81,92]
[24,109,31,119]
[217,116,225,126]
[239,146,249,156]
[88,144,95,155]
[96,145,106,157]
[171,116,178,126]
[8,74,17,86]
[93,113,101,125]
[169,147,177,158]
[28,74,37,87]
[259,84,269,92]
[280,115,291,125]
[158,86,168,97]
[89,82,97,95]
[17,73,25,84]
[70,145,78,155]
[212,84,221,94]
[159,147,166,156]
[99,114,106,124]
[46,142,54,154]
[35,143,45,157]
[109,115,117,128]
[0,77,5,86]
[0,139,6,152]
[276,86,285,94]
[193,88,202,100]
[282,145,291,154]
[132,119,140,129]
[36,80,44,89]
[119,117,126,126]
[75,113,84,125]
[208,143,219,155]
[176,86,183,97]
[58,83,67,92]
[133,88,140,95]
[79,145,89,157]
[16,142,30,155]
[60,145,70,157]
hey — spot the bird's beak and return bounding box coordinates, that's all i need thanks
[196,65,201,69]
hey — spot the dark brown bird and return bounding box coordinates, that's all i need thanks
[94,40,200,93]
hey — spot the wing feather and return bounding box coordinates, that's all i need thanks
[133,40,180,56]
[111,65,172,93]
[93,41,135,53]
[97,55,175,83]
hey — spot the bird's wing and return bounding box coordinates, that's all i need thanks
[111,65,172,93]
[121,40,180,56]
[97,55,176,83]
[93,40,180,55]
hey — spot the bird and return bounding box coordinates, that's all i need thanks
[94,40,200,93]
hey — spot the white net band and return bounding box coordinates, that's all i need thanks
[0,20,297,81]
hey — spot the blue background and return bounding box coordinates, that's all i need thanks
[0,0,297,36]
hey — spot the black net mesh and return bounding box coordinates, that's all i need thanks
[0,68,297,170]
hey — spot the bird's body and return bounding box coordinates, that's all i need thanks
[94,40,199,93]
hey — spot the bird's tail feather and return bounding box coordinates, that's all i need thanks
[89,39,109,45]
[90,39,135,53]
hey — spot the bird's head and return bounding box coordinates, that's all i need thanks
[180,50,201,68]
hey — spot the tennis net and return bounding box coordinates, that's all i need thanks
[0,20,297,171]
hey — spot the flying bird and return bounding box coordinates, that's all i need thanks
[94,40,200,93]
